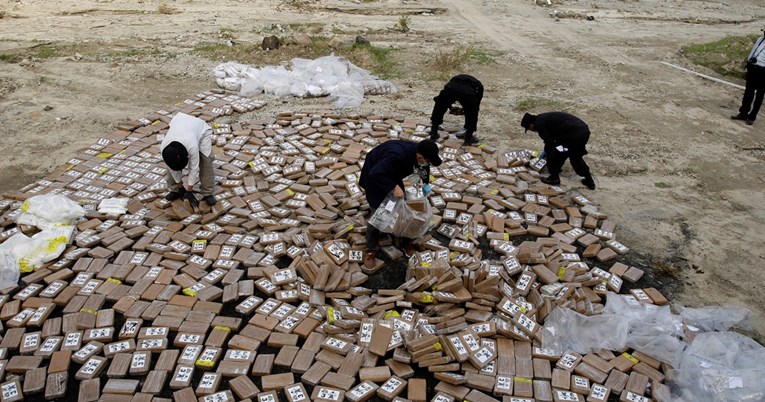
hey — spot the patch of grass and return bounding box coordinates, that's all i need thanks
[682,34,759,79]
[433,45,473,79]
[218,27,239,40]
[395,15,411,33]
[469,49,496,65]
[513,97,565,112]
[0,54,21,63]
[356,44,399,78]
[287,23,324,34]
[654,182,672,188]
[157,4,178,14]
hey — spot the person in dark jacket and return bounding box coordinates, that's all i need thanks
[521,112,596,190]
[430,75,484,146]
[359,139,442,271]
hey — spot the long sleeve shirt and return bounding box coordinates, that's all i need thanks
[359,140,419,209]
[534,112,591,155]
[748,36,765,67]
[431,75,484,135]
[160,113,212,188]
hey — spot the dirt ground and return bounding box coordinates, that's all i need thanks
[1,0,764,339]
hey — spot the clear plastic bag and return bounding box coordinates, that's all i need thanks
[676,305,752,332]
[603,292,686,366]
[540,306,629,355]
[369,193,433,239]
[668,331,765,401]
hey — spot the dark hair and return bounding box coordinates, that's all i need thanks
[162,141,188,171]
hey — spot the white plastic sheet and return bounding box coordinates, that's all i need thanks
[15,194,85,230]
[0,225,75,288]
[213,55,397,109]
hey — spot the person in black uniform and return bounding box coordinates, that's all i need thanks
[732,26,765,126]
[521,112,596,190]
[430,74,484,146]
[359,139,442,271]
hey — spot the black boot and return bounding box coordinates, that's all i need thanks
[581,175,596,190]
[463,135,480,146]
[165,188,186,201]
[540,175,560,185]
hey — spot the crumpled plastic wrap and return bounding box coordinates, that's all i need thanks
[213,55,397,109]
[675,305,752,332]
[540,306,629,355]
[604,292,686,367]
[668,331,765,402]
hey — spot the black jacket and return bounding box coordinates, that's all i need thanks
[359,140,424,209]
[535,112,590,155]
[431,75,484,135]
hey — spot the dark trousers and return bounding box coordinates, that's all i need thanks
[547,148,591,178]
[366,207,382,252]
[739,65,765,121]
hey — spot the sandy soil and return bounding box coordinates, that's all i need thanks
[1,0,764,338]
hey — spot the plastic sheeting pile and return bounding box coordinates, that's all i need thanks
[213,55,398,110]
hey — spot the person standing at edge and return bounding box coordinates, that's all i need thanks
[732,25,765,126]
[161,112,217,208]
[521,112,596,190]
[359,139,442,271]
[430,74,484,146]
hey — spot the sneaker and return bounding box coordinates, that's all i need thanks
[463,136,480,146]
[455,129,467,139]
[364,252,377,271]
[203,195,217,206]
[540,175,560,185]
[746,119,755,125]
[429,133,439,141]
[165,190,184,201]
[581,176,596,190]
[731,113,747,120]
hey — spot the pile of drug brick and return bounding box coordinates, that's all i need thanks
[0,91,673,402]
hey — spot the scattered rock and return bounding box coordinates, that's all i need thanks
[43,105,53,112]
[284,33,312,47]
[73,53,83,61]
[355,35,370,46]
[261,35,281,50]
[328,36,352,49]
[587,15,595,21]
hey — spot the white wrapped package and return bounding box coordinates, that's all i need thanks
[98,197,130,215]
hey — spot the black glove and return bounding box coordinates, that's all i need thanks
[184,191,199,210]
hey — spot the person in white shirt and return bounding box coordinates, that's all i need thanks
[160,113,217,207]
[732,26,765,126]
